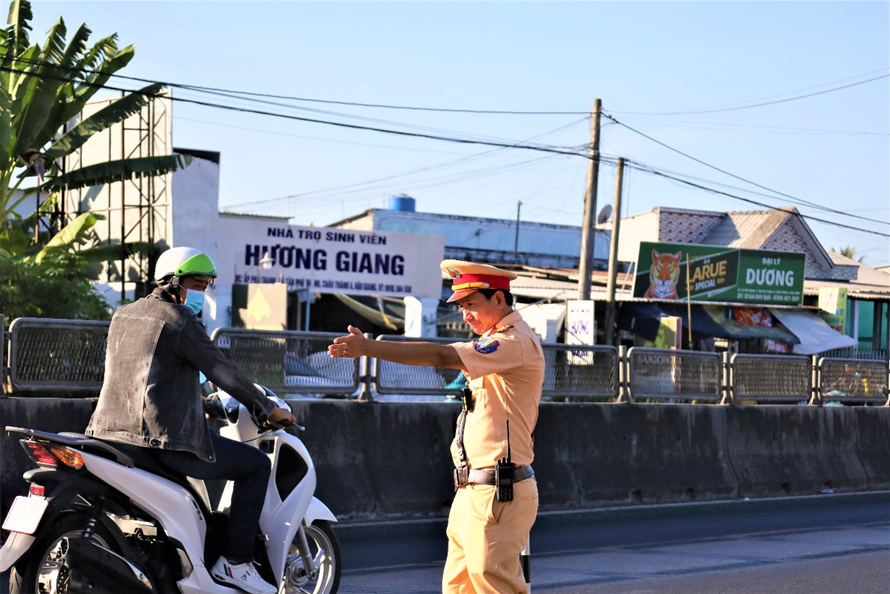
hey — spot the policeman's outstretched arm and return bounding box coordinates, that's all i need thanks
[329,325,464,370]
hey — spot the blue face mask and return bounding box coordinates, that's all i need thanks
[183,289,205,316]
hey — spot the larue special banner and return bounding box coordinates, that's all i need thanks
[631,241,805,305]
[216,216,445,299]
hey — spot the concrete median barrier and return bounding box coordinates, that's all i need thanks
[0,398,886,522]
[850,406,890,491]
[724,406,868,498]
[534,404,738,508]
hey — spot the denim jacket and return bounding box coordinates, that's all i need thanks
[85,288,276,462]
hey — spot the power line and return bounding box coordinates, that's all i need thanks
[609,72,889,116]
[627,161,890,238]
[603,113,889,226]
[5,64,884,239]
[222,119,588,209]
[0,64,593,161]
[7,54,589,116]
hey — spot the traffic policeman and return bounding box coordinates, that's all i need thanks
[328,259,544,593]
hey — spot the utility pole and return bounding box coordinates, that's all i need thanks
[514,200,522,255]
[578,99,602,300]
[604,157,625,345]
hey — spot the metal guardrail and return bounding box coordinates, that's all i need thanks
[2,317,888,406]
[729,353,813,404]
[627,347,723,402]
[819,357,889,405]
[374,335,471,396]
[211,328,360,396]
[542,344,619,400]
[8,318,110,392]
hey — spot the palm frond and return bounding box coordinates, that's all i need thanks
[42,154,191,192]
[44,83,165,161]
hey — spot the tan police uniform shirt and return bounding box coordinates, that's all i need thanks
[449,311,544,469]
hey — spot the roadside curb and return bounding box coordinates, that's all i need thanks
[332,490,890,535]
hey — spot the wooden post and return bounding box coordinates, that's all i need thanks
[578,99,602,300]
[604,158,625,344]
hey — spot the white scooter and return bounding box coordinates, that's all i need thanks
[0,387,340,594]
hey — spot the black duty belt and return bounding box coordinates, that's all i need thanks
[453,465,534,489]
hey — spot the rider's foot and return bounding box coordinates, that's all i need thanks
[210,556,277,594]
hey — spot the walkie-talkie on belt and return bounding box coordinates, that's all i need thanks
[495,420,513,502]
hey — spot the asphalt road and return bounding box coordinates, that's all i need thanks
[0,492,886,593]
[336,491,890,594]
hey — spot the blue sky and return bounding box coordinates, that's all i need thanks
[37,1,890,266]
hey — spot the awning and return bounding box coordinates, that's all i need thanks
[702,306,799,344]
[770,308,857,355]
[618,302,727,341]
[618,302,799,344]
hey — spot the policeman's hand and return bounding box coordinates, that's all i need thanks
[328,325,367,359]
[268,405,297,429]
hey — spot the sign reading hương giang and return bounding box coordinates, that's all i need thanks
[216,216,445,298]
[632,242,805,305]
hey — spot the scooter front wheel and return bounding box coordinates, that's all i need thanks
[283,520,341,594]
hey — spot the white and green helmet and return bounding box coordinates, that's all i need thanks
[155,247,218,283]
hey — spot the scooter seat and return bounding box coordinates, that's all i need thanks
[89,440,214,520]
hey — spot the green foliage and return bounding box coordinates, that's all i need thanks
[0,0,191,321]
[0,251,110,326]
[830,245,866,263]
[0,0,189,245]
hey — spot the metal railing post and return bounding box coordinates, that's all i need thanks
[721,351,732,405]
[810,356,821,406]
[1,314,6,395]
[357,333,375,402]
[617,345,628,403]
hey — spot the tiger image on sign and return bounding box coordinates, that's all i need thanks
[644,250,682,300]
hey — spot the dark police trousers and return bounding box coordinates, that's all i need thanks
[149,431,271,564]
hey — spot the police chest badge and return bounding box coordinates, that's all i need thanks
[474,337,499,354]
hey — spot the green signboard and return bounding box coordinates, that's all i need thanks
[632,242,805,305]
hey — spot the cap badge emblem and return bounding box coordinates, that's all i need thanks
[446,267,461,279]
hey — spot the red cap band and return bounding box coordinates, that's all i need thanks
[450,273,511,292]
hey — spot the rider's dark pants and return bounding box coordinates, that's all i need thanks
[149,432,271,564]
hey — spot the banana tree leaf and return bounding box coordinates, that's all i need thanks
[6,0,33,58]
[76,240,153,264]
[40,17,66,66]
[44,82,165,161]
[13,59,69,154]
[42,154,191,192]
[31,210,103,263]
[0,81,11,169]
[38,44,134,148]
[58,22,90,69]
[77,32,119,73]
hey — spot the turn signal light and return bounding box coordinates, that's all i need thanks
[49,446,84,470]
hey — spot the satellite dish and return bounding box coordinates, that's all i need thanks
[596,204,613,224]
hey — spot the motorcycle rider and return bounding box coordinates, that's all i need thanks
[86,246,296,594]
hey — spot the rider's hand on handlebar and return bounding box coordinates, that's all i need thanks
[268,406,297,429]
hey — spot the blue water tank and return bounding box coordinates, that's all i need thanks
[387,193,416,212]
